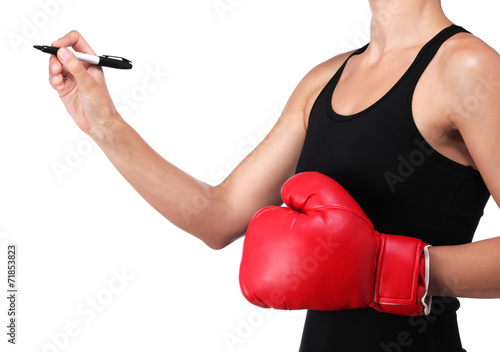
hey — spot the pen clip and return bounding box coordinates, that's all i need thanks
[101,55,132,63]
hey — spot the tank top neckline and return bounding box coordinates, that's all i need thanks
[326,24,458,121]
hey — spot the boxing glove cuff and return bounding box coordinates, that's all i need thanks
[373,234,432,316]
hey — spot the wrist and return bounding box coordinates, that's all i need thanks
[87,112,128,148]
[374,234,431,315]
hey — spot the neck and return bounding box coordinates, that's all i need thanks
[368,0,452,54]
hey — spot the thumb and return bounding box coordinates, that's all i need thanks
[57,47,94,92]
[281,172,366,216]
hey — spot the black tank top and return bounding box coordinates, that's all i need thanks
[295,24,490,352]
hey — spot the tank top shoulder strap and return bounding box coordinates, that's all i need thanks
[329,44,369,84]
[403,24,470,89]
[312,44,370,114]
[348,44,369,60]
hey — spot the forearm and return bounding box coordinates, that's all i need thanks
[91,116,239,249]
[428,236,500,298]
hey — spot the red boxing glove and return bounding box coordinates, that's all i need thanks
[239,172,432,316]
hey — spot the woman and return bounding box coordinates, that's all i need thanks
[47,0,500,350]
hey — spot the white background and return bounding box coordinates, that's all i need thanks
[1,0,499,351]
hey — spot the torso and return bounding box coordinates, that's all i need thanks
[295,26,493,351]
[303,31,479,170]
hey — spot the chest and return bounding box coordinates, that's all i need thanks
[323,50,475,169]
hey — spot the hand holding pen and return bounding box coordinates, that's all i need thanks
[35,45,132,70]
[47,30,127,142]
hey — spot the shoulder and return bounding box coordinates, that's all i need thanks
[436,32,500,122]
[433,32,500,202]
[439,31,500,77]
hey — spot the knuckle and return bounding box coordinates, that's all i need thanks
[71,61,85,75]
[69,29,81,38]
[49,75,57,89]
[49,57,59,69]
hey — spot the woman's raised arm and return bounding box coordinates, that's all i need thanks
[48,30,348,249]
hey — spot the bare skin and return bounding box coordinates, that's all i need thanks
[47,0,500,299]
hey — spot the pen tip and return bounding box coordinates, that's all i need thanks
[33,45,41,50]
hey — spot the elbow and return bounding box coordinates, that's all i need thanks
[205,238,231,250]
[204,232,240,250]
[206,241,227,250]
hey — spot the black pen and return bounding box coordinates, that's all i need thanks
[33,45,133,70]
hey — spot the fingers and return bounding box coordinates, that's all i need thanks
[51,30,96,55]
[49,55,67,91]
[49,31,106,95]
[56,47,95,92]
